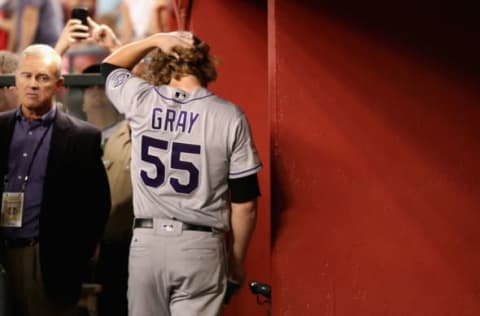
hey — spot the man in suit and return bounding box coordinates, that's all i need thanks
[0,44,110,316]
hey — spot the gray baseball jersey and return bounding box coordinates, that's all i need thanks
[105,68,262,231]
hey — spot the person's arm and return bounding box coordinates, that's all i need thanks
[18,4,39,51]
[119,1,133,43]
[0,12,16,51]
[6,15,15,51]
[229,199,257,285]
[103,31,193,70]
[156,0,169,32]
[147,0,168,35]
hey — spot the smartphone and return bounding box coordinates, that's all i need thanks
[71,7,88,26]
[71,7,88,40]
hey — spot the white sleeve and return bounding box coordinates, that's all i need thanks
[104,68,152,117]
[228,114,262,179]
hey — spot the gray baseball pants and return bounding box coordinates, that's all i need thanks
[128,219,226,316]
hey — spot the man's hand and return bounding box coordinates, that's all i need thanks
[88,17,122,51]
[103,30,194,71]
[54,19,89,55]
[156,31,194,53]
[223,256,246,304]
[228,257,246,285]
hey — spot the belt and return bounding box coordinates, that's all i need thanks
[4,238,38,248]
[133,218,215,233]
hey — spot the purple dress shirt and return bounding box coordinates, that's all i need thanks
[2,105,56,239]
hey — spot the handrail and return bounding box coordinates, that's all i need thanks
[0,74,104,88]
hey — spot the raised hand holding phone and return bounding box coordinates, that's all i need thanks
[54,17,89,55]
[70,7,89,39]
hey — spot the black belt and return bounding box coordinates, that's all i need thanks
[134,218,215,232]
[4,238,38,248]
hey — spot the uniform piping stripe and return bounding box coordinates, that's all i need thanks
[229,163,263,176]
[154,88,214,104]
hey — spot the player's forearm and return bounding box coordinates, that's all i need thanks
[102,34,161,70]
[18,5,38,51]
[230,200,257,264]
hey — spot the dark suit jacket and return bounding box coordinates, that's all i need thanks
[0,109,110,305]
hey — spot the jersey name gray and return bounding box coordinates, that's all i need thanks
[151,108,199,133]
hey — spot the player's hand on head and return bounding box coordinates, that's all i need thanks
[157,31,194,53]
[169,31,194,40]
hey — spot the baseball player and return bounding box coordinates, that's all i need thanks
[101,32,262,316]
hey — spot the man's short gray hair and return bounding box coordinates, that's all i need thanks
[21,44,62,77]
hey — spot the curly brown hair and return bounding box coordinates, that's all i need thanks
[143,37,217,87]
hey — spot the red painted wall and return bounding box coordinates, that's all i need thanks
[271,1,480,315]
[189,2,270,316]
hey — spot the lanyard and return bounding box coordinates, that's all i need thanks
[3,122,52,192]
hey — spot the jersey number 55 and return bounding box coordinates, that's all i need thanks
[140,135,200,194]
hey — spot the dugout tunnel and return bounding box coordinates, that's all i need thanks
[2,0,480,315]
[191,1,480,315]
